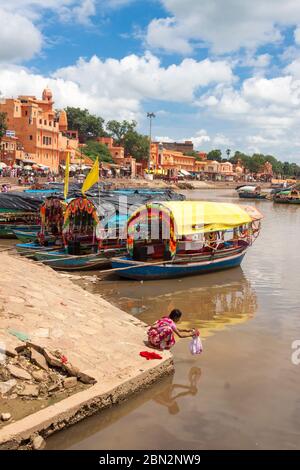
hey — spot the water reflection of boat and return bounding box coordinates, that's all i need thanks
[96,268,257,338]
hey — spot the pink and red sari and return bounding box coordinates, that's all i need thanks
[148,317,177,350]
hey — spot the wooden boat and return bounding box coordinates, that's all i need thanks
[32,196,126,270]
[15,242,57,256]
[111,201,263,280]
[0,192,42,238]
[237,185,268,199]
[1,224,40,239]
[33,247,125,271]
[12,226,41,242]
[273,188,300,204]
[29,190,187,270]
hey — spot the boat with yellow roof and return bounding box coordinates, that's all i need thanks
[111,201,263,280]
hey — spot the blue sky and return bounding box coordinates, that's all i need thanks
[2,1,300,161]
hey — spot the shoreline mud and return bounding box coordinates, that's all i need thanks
[0,252,173,449]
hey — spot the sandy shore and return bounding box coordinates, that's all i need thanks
[0,252,173,449]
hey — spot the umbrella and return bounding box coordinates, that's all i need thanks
[0,162,8,168]
[23,165,32,170]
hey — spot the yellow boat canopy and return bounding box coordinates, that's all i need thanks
[128,201,262,236]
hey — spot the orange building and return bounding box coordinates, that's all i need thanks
[150,142,195,174]
[0,89,78,172]
[96,137,124,160]
[0,134,24,166]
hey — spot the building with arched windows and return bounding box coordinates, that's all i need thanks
[0,89,78,171]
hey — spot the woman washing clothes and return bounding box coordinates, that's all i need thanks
[148,309,197,350]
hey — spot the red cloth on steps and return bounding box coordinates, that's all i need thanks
[140,351,162,360]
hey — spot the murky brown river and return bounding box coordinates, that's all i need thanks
[47,189,300,450]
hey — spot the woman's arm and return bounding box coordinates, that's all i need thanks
[178,328,194,334]
[174,327,195,338]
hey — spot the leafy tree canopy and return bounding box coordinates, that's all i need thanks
[65,107,106,142]
[123,130,149,161]
[106,120,137,145]
[81,140,113,163]
[107,120,149,161]
[207,149,222,162]
[229,151,300,177]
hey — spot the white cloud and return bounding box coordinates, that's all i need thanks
[240,53,272,69]
[294,26,300,45]
[185,129,211,148]
[0,66,140,121]
[155,130,211,149]
[147,17,193,54]
[0,8,42,63]
[212,134,233,147]
[242,76,300,107]
[0,52,233,122]
[53,52,234,103]
[0,1,98,63]
[155,136,174,143]
[58,0,96,24]
[284,58,300,77]
[191,67,300,159]
[147,0,300,54]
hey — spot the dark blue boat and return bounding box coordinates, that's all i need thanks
[111,251,246,280]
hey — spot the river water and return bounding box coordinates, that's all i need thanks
[47,189,300,450]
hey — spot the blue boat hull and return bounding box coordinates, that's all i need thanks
[0,225,40,239]
[16,242,57,256]
[111,252,246,280]
[34,247,126,271]
[238,193,267,199]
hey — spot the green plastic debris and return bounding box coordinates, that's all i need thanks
[8,329,30,342]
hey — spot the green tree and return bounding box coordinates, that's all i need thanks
[123,130,149,161]
[65,107,106,142]
[0,112,7,144]
[82,140,113,163]
[106,120,137,145]
[106,119,149,161]
[248,153,266,173]
[207,149,222,162]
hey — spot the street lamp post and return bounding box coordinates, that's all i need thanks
[147,112,156,170]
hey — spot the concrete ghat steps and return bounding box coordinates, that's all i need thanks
[0,252,173,449]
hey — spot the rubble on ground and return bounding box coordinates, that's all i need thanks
[0,342,96,425]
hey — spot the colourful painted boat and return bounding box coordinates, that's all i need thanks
[273,188,300,204]
[111,201,263,280]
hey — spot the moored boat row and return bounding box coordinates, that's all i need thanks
[9,194,263,279]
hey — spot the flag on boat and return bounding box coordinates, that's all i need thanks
[82,157,99,195]
[64,152,70,200]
